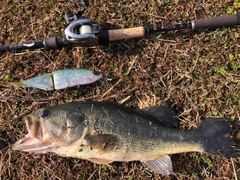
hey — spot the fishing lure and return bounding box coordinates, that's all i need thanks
[10,69,102,90]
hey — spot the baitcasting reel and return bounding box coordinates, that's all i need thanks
[64,0,100,46]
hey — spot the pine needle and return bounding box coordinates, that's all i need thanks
[231,158,238,180]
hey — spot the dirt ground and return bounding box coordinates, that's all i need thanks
[0,0,239,179]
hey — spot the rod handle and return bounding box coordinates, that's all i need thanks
[192,13,240,30]
[108,27,145,41]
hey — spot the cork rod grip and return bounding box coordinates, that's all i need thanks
[108,27,145,41]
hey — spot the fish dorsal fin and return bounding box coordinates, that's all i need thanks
[143,106,179,128]
[141,155,173,175]
[85,134,119,153]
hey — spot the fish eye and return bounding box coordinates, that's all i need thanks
[40,109,51,118]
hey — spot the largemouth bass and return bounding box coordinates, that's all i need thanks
[12,102,239,175]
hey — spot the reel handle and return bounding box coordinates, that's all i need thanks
[81,0,89,8]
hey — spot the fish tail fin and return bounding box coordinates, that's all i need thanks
[198,118,239,158]
[9,82,23,88]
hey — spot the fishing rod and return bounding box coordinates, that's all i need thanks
[0,0,240,52]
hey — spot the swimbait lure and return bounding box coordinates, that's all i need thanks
[9,69,102,90]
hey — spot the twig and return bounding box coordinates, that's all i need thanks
[231,158,238,180]
[101,78,122,98]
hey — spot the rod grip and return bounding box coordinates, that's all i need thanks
[192,14,240,30]
[108,27,145,41]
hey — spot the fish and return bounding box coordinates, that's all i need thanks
[9,69,102,90]
[12,101,239,175]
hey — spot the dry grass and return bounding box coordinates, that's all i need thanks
[0,0,239,179]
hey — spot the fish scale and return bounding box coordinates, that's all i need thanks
[79,103,204,160]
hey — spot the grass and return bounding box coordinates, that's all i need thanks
[0,0,240,179]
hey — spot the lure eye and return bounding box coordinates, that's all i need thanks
[93,71,101,76]
[40,109,51,118]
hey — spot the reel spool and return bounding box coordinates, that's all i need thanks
[64,0,99,46]
[64,18,99,46]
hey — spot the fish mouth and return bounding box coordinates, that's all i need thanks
[12,115,50,153]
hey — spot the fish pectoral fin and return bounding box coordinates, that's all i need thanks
[143,106,179,128]
[88,158,113,165]
[85,134,119,152]
[141,155,173,175]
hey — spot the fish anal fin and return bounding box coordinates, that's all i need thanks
[85,134,119,152]
[141,155,173,175]
[88,158,113,165]
[143,106,179,128]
